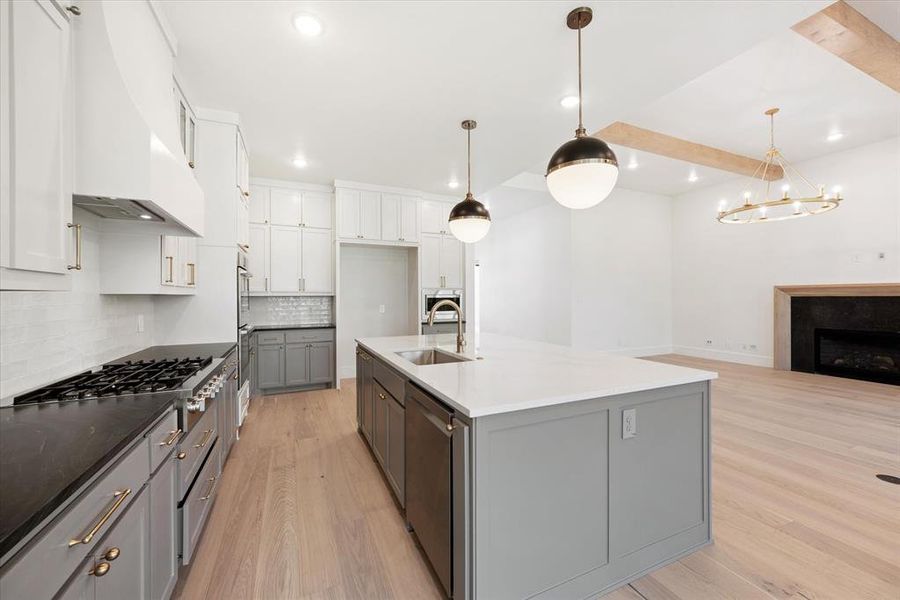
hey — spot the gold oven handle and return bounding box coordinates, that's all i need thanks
[159,429,182,447]
[68,488,131,547]
[194,429,213,449]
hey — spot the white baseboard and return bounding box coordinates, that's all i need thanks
[605,345,674,358]
[673,345,773,367]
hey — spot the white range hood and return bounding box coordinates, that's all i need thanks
[72,0,204,236]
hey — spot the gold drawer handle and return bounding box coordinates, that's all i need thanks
[194,429,213,449]
[90,562,110,577]
[200,476,217,501]
[159,429,182,446]
[69,489,131,547]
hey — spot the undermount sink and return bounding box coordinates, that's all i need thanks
[395,348,471,366]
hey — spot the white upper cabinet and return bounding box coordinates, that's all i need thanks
[159,235,196,289]
[381,194,401,241]
[237,192,250,251]
[269,225,301,293]
[247,223,269,292]
[337,189,361,239]
[422,200,451,235]
[359,191,382,240]
[421,233,463,290]
[337,188,381,240]
[0,0,74,291]
[248,184,269,224]
[270,187,301,226]
[400,197,420,243]
[302,192,332,229]
[236,129,250,197]
[301,229,333,293]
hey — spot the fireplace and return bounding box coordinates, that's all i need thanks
[814,328,900,385]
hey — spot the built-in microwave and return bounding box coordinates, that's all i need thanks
[423,289,463,322]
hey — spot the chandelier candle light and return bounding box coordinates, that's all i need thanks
[546,6,618,210]
[448,119,491,243]
[717,108,842,224]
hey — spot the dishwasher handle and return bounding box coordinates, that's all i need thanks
[410,390,455,437]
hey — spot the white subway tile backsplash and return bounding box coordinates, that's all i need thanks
[248,296,334,327]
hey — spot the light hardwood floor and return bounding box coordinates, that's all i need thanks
[175,356,900,600]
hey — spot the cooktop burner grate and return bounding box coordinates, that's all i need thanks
[13,356,213,405]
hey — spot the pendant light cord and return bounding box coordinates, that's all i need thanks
[467,127,472,196]
[576,24,585,137]
[769,112,775,149]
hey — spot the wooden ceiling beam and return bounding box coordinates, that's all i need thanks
[595,122,784,181]
[792,0,900,93]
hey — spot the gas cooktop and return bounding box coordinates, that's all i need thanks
[13,357,213,405]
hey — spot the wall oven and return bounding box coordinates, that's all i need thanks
[423,289,463,322]
[237,252,251,330]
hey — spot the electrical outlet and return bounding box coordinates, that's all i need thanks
[137,314,144,333]
[623,408,637,439]
[705,339,713,346]
[378,304,385,314]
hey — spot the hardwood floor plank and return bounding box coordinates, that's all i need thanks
[176,356,900,600]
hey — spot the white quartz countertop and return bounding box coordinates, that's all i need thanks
[356,333,717,418]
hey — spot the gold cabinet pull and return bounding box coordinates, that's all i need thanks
[159,429,182,447]
[65,5,81,16]
[188,160,195,169]
[68,489,131,547]
[243,191,250,197]
[194,429,213,449]
[67,223,82,271]
[378,393,386,400]
[176,451,187,460]
[165,256,174,283]
[200,475,218,501]
[103,547,120,561]
[90,562,110,577]
[187,263,196,286]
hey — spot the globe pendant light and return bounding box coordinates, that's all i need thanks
[546,7,618,209]
[449,119,491,243]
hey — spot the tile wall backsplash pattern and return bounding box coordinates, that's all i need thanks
[0,211,155,404]
[248,296,334,327]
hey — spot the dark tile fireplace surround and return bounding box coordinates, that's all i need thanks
[791,296,900,386]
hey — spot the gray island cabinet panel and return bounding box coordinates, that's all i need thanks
[472,381,711,600]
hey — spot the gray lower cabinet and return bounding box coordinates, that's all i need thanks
[94,489,151,600]
[55,556,96,600]
[257,343,285,390]
[356,346,405,506]
[284,343,310,386]
[149,457,178,600]
[255,329,335,392]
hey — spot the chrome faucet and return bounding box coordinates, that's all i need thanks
[427,300,465,353]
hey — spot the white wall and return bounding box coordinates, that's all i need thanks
[0,210,155,403]
[338,245,415,378]
[672,137,900,366]
[476,186,673,355]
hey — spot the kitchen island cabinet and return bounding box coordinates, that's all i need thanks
[356,333,716,600]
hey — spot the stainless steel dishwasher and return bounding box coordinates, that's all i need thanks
[406,383,470,599]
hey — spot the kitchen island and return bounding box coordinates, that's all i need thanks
[356,333,717,600]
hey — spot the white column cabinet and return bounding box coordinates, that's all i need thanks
[421,233,462,289]
[0,0,75,291]
[248,224,269,292]
[301,229,333,293]
[236,192,250,251]
[422,200,451,235]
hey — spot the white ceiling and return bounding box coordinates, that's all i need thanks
[514,26,900,198]
[162,1,826,196]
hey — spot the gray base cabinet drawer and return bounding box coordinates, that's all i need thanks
[147,411,179,475]
[373,359,405,406]
[0,439,149,600]
[256,331,285,345]
[149,457,178,600]
[177,407,217,499]
[180,442,221,566]
[285,328,334,344]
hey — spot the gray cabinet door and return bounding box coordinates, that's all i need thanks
[149,458,177,600]
[373,383,389,467]
[361,355,374,444]
[250,334,259,398]
[55,556,96,600]
[95,488,150,600]
[308,342,333,384]
[257,344,284,389]
[284,343,310,386]
[386,395,405,505]
[356,351,364,429]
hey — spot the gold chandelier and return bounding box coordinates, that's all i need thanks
[717,108,841,224]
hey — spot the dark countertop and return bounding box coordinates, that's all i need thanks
[116,342,237,362]
[0,392,178,558]
[248,323,335,332]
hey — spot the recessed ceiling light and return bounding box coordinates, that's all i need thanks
[139,214,152,220]
[292,157,308,168]
[826,131,844,142]
[688,171,698,183]
[448,180,460,189]
[293,14,323,37]
[559,95,580,108]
